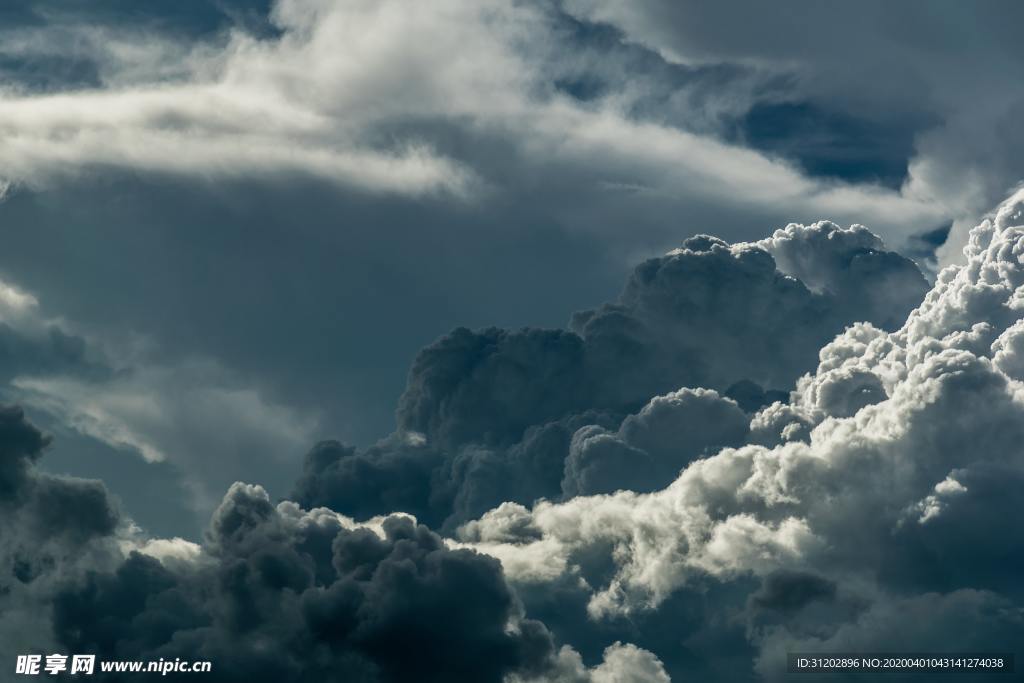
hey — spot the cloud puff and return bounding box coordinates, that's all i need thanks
[52,480,669,682]
[561,388,748,497]
[461,190,1024,675]
[0,406,666,681]
[294,220,926,529]
[0,405,124,658]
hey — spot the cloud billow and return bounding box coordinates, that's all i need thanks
[9,194,1024,679]
[0,411,660,682]
[0,406,123,657]
[463,191,1024,679]
[294,220,927,529]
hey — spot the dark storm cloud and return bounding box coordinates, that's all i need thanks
[748,571,837,616]
[1,2,1022,681]
[50,483,619,683]
[0,406,117,542]
[7,198,1024,682]
[294,221,927,529]
[2,407,663,681]
[0,406,124,656]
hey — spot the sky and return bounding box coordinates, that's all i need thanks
[1,2,1024,681]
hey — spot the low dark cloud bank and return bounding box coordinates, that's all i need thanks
[1,406,660,682]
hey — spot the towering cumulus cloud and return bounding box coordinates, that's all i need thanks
[462,191,1024,679]
[294,221,926,529]
[11,199,1024,681]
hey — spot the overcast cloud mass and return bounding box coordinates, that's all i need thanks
[1,1,1023,681]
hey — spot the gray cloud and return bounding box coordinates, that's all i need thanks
[6,192,1023,680]
[561,388,749,497]
[462,191,1024,679]
[52,482,667,682]
[0,269,316,525]
[2,3,1021,680]
[0,0,950,241]
[0,0,967,541]
[295,220,926,529]
[561,0,1024,266]
[0,406,125,659]
[0,407,666,681]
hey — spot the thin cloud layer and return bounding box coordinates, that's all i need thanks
[0,0,949,246]
[0,273,315,521]
[561,0,1024,265]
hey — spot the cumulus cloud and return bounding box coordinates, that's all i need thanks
[0,406,665,682]
[460,190,1024,677]
[0,406,124,657]
[6,4,1024,680]
[294,220,926,529]
[52,481,669,682]
[561,388,748,497]
[11,193,1024,680]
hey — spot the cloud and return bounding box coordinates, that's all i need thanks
[0,405,125,658]
[294,220,926,529]
[0,0,950,248]
[458,190,1024,675]
[0,406,666,681]
[8,192,1024,681]
[561,388,749,497]
[12,362,317,515]
[51,480,668,682]
[3,4,1023,679]
[560,0,1024,264]
[0,276,108,385]
[0,272,316,526]
[0,1,968,543]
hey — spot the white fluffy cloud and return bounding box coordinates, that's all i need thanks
[462,189,1024,671]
